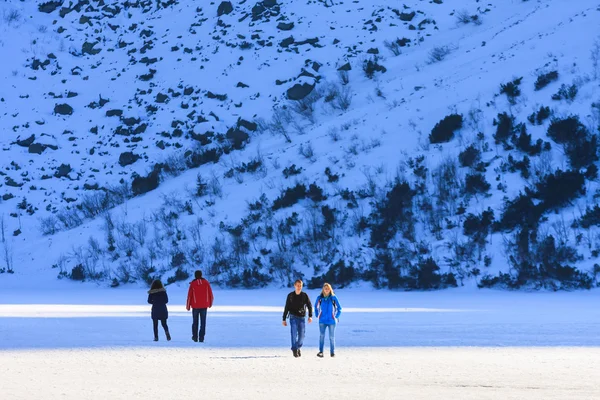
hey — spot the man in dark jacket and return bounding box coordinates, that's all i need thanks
[186,270,214,342]
[282,279,312,357]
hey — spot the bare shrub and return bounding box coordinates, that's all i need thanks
[427,46,453,64]
[532,151,554,183]
[455,10,481,25]
[187,218,206,266]
[106,181,133,204]
[0,214,4,243]
[290,90,323,123]
[161,192,187,213]
[328,127,341,142]
[79,192,112,219]
[323,83,340,104]
[592,38,600,80]
[3,9,21,25]
[432,158,462,214]
[299,142,315,161]
[70,245,102,281]
[40,215,60,235]
[383,40,401,56]
[255,117,269,133]
[332,85,352,111]
[209,171,223,198]
[161,153,187,176]
[56,208,84,230]
[269,106,293,142]
[269,250,295,284]
[114,262,133,284]
[152,208,179,238]
[2,241,14,273]
[133,256,155,285]
[362,57,387,79]
[88,236,102,256]
[338,70,350,85]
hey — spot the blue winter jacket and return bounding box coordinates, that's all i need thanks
[315,294,342,325]
[147,288,169,320]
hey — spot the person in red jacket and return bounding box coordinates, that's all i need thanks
[186,270,214,342]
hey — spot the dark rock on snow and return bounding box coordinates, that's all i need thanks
[54,164,72,178]
[287,83,315,100]
[54,103,73,115]
[217,1,233,16]
[38,1,63,14]
[16,135,36,148]
[119,152,141,167]
[277,22,294,31]
[82,41,101,55]
[226,128,250,150]
[28,143,47,155]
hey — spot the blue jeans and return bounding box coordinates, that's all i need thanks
[289,315,306,351]
[319,323,336,354]
[192,308,207,341]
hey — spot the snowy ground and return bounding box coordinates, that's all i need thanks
[1,287,600,398]
[2,347,599,400]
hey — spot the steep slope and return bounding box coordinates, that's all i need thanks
[0,0,599,290]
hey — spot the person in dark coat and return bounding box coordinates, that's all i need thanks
[282,279,313,357]
[147,280,171,341]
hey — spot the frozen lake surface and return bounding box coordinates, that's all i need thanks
[1,287,599,399]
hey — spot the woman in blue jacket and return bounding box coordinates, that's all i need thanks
[147,280,171,341]
[314,283,342,357]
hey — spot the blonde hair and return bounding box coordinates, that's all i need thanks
[320,283,334,297]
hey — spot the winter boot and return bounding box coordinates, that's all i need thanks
[166,331,171,341]
[317,352,324,358]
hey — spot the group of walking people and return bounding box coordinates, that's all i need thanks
[147,270,214,343]
[147,271,342,357]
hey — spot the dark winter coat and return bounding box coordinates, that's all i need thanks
[282,291,313,321]
[148,288,169,320]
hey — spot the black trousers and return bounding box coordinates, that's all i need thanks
[153,319,169,338]
[192,308,207,341]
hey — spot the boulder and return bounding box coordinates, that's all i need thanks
[119,152,141,167]
[38,1,63,13]
[54,103,73,115]
[287,83,315,100]
[238,118,257,131]
[277,22,294,31]
[82,41,101,55]
[123,117,141,127]
[226,128,250,150]
[106,109,123,117]
[217,1,233,16]
[28,143,46,154]
[54,164,72,178]
[279,36,295,48]
[16,135,35,147]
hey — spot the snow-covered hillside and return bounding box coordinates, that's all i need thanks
[1,0,599,290]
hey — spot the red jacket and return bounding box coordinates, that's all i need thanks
[186,278,214,310]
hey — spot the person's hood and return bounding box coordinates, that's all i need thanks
[147,287,166,294]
